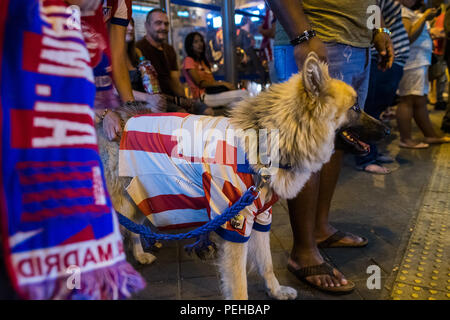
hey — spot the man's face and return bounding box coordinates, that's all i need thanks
[146,11,170,43]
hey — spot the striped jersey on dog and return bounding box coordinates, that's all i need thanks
[119,113,278,242]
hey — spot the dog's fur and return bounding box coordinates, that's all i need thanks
[97,53,387,299]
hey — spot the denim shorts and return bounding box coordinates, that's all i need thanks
[274,42,371,108]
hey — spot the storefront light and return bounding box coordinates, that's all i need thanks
[235,14,243,25]
[212,16,222,28]
[131,5,153,13]
[177,11,189,17]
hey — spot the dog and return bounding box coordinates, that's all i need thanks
[96,53,388,299]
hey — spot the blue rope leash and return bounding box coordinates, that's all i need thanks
[117,187,258,250]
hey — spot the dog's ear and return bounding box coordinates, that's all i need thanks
[302,52,329,97]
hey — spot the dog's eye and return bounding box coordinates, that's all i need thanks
[350,103,361,113]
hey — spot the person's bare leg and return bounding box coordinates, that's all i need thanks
[396,95,415,145]
[287,171,348,288]
[412,95,450,143]
[314,150,342,233]
[413,95,439,138]
[314,150,366,245]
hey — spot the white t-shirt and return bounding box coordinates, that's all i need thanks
[402,7,432,70]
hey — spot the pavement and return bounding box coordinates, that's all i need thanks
[129,107,450,300]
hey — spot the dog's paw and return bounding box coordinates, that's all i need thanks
[267,286,297,300]
[135,252,157,265]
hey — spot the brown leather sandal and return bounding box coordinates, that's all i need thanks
[318,230,368,248]
[287,262,355,294]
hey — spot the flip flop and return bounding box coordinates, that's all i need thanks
[287,262,355,294]
[318,230,368,248]
[356,163,391,175]
[399,142,429,149]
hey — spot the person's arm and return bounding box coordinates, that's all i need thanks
[430,27,445,39]
[98,23,134,141]
[265,0,327,68]
[258,22,276,38]
[186,68,235,90]
[372,15,394,71]
[169,70,187,97]
[403,8,437,43]
[266,0,310,41]
[109,23,135,102]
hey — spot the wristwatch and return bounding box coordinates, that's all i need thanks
[290,30,317,47]
[373,27,392,37]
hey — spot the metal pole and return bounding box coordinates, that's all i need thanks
[222,0,237,85]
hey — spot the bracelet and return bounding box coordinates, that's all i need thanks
[373,27,392,37]
[100,108,109,121]
[290,30,316,47]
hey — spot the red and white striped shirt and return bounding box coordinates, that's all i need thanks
[119,113,278,242]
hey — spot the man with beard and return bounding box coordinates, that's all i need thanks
[136,9,212,115]
[137,9,183,98]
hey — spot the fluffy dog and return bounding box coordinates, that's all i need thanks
[97,53,387,299]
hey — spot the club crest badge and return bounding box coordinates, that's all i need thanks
[230,214,245,230]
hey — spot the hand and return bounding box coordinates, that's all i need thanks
[373,32,394,71]
[132,90,167,113]
[102,110,122,141]
[430,27,445,39]
[145,94,166,113]
[424,8,438,21]
[293,37,328,69]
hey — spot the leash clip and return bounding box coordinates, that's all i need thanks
[249,185,260,199]
[256,167,272,191]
